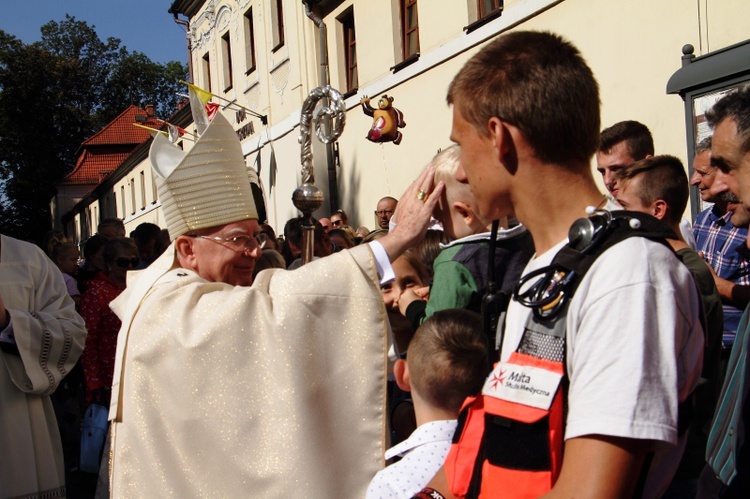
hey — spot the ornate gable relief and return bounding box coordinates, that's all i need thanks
[239,0,251,10]
[191,0,217,50]
[216,4,232,33]
[193,27,214,50]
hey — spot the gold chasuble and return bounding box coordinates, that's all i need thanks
[108,243,389,497]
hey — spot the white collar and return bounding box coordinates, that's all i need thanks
[384,419,457,460]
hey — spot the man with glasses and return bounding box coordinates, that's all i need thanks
[107,113,442,497]
[375,196,398,230]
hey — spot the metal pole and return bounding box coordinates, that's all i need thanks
[303,1,339,213]
[292,86,346,265]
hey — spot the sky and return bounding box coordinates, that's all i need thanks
[0,0,187,64]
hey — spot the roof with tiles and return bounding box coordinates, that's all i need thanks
[60,105,163,186]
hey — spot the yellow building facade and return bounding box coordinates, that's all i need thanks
[64,0,750,239]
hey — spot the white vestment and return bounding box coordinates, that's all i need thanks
[108,244,390,497]
[0,234,87,498]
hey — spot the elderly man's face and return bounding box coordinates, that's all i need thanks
[190,219,262,286]
[712,118,750,228]
[690,150,718,203]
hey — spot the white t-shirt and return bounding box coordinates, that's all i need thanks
[366,419,457,499]
[679,217,696,250]
[503,236,704,498]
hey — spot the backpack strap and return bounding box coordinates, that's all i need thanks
[482,221,535,364]
[482,220,507,365]
[515,210,675,324]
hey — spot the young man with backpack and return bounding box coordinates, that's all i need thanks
[415,30,704,499]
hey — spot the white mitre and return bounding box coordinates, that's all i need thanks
[150,113,258,237]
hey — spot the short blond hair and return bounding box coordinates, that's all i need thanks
[432,145,474,211]
[433,145,461,189]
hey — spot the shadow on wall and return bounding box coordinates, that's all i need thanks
[340,153,362,226]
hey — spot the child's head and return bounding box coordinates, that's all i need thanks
[50,240,80,276]
[412,229,451,286]
[328,227,356,251]
[381,247,431,311]
[432,145,487,239]
[403,309,488,415]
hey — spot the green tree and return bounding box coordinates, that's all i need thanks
[0,30,69,240]
[0,16,187,243]
[102,52,187,122]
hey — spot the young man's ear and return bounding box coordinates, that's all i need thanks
[652,199,669,221]
[393,359,411,392]
[488,117,518,175]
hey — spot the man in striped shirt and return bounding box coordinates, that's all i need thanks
[698,84,750,499]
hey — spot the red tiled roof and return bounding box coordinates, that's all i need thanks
[60,150,132,185]
[83,105,163,146]
[61,105,163,186]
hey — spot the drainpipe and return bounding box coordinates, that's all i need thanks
[303,1,339,213]
[173,14,194,83]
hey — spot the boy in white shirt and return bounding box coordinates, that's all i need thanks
[366,309,488,499]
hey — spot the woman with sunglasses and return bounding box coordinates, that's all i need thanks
[330,209,349,228]
[80,237,139,407]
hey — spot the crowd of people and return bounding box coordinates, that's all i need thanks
[2,29,750,499]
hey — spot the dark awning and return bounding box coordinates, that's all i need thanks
[667,39,750,97]
[169,0,205,18]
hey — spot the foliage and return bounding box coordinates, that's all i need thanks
[0,16,188,242]
[102,52,187,122]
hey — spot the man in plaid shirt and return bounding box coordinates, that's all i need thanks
[692,136,750,343]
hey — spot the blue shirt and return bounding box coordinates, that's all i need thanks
[694,205,750,336]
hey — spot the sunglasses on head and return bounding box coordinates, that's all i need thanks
[115,257,140,268]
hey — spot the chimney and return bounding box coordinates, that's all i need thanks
[145,104,155,117]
